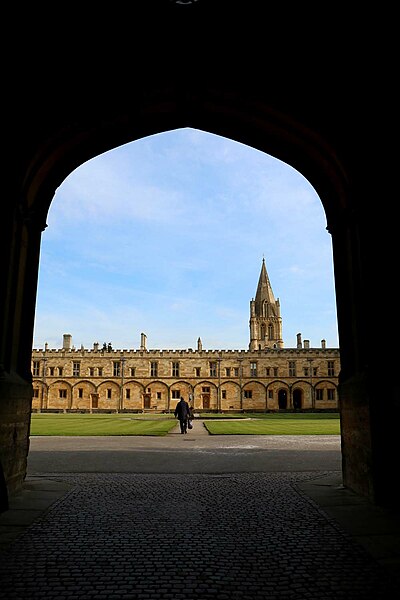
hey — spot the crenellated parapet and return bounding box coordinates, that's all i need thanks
[32,346,339,358]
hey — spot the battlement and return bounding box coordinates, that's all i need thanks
[32,346,339,357]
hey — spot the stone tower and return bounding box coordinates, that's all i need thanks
[249,258,284,350]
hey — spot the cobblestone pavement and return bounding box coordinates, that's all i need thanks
[0,471,398,599]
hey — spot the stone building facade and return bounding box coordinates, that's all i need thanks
[31,260,340,413]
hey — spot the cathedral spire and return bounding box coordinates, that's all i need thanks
[249,258,284,350]
[255,257,276,307]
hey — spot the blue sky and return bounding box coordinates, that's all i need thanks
[32,128,339,351]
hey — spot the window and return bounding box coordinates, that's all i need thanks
[58,367,63,376]
[73,362,81,376]
[59,389,67,398]
[130,367,135,377]
[327,388,335,401]
[222,390,226,399]
[32,361,40,376]
[244,390,252,399]
[150,362,158,377]
[126,389,131,399]
[234,367,239,377]
[250,362,257,377]
[172,362,180,377]
[304,367,309,377]
[89,368,95,376]
[268,390,273,398]
[266,367,271,376]
[202,387,210,393]
[157,392,162,400]
[209,362,217,377]
[78,388,83,398]
[195,367,201,377]
[273,367,278,377]
[33,389,39,398]
[316,389,324,401]
[49,367,55,376]
[225,367,231,377]
[113,361,121,377]
[172,390,180,399]
[288,361,296,377]
[98,368,103,377]
[327,361,335,377]
[107,388,112,399]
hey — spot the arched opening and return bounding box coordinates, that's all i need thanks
[2,79,397,510]
[278,389,288,410]
[293,389,302,410]
[33,128,335,354]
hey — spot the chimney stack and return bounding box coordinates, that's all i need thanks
[63,334,72,350]
[296,333,302,349]
[140,333,147,351]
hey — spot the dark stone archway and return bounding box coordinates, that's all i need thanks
[1,5,398,510]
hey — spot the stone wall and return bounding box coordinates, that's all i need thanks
[31,347,340,413]
[0,373,32,508]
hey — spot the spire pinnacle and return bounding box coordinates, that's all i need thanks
[255,258,276,305]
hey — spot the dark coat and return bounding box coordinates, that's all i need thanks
[174,399,190,420]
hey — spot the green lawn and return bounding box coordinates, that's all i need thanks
[203,416,340,435]
[30,412,340,436]
[30,413,177,436]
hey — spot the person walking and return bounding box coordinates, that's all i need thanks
[174,396,191,434]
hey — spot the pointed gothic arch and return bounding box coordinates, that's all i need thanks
[1,55,397,508]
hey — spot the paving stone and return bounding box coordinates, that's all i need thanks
[0,472,398,599]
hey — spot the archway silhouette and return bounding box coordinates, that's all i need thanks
[1,71,397,510]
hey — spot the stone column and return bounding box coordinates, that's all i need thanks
[329,207,399,507]
[0,202,46,508]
